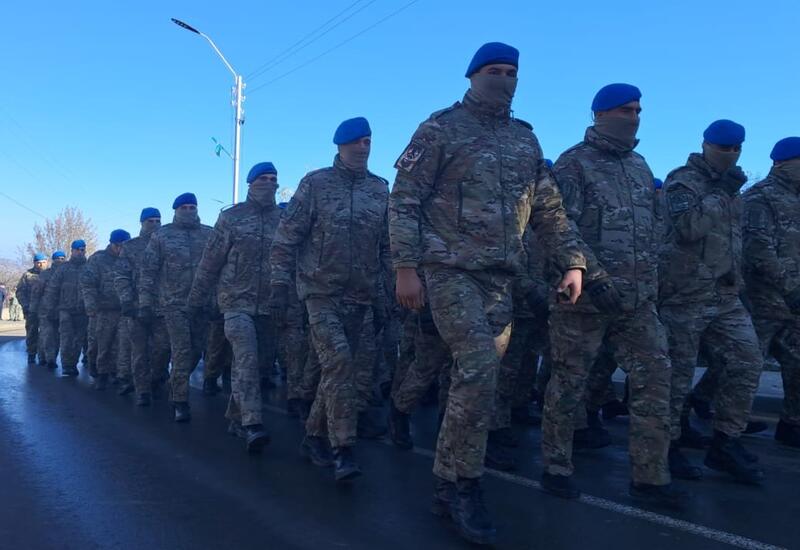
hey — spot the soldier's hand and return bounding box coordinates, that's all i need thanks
[557,269,583,305]
[784,287,800,315]
[585,276,623,314]
[120,300,136,318]
[524,286,549,317]
[717,166,748,197]
[138,305,155,326]
[396,268,425,310]
[269,285,289,325]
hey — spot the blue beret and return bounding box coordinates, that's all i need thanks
[333,117,371,145]
[654,178,664,190]
[247,162,278,183]
[110,229,131,244]
[140,207,161,222]
[172,192,197,209]
[33,252,47,262]
[465,42,519,77]
[52,250,66,260]
[71,239,86,250]
[771,137,800,162]
[591,83,642,112]
[703,120,745,146]
[544,158,554,169]
[278,202,289,210]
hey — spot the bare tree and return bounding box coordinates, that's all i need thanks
[17,206,98,263]
[0,258,27,289]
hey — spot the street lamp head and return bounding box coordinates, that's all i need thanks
[171,18,200,34]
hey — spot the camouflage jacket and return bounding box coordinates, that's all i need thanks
[30,265,61,315]
[139,217,213,311]
[80,247,122,313]
[188,198,282,315]
[16,267,43,313]
[513,227,550,319]
[553,127,658,312]
[114,231,153,312]
[659,153,744,305]
[389,91,586,277]
[43,256,88,314]
[270,155,390,305]
[742,167,800,320]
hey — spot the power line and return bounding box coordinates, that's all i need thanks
[248,0,421,94]
[0,190,47,219]
[246,0,374,82]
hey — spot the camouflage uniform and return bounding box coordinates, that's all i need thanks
[743,166,800,428]
[116,318,132,383]
[43,256,88,370]
[188,196,282,427]
[390,91,587,482]
[543,127,671,486]
[16,267,43,357]
[140,216,212,403]
[115,231,171,396]
[203,311,231,383]
[279,275,308,401]
[30,264,61,366]
[659,153,762,440]
[270,155,390,449]
[81,248,124,377]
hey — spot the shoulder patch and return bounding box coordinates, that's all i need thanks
[667,190,693,215]
[745,204,770,230]
[394,140,427,173]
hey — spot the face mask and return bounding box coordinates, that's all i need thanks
[247,183,277,206]
[174,209,199,226]
[140,219,161,236]
[703,143,741,175]
[594,115,640,147]
[469,74,517,109]
[774,159,800,183]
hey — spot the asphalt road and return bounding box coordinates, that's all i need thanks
[0,336,797,550]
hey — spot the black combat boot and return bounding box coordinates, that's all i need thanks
[704,430,765,484]
[452,477,497,546]
[227,420,245,438]
[27,353,37,365]
[61,365,79,377]
[744,420,768,435]
[668,443,703,480]
[574,409,612,449]
[243,424,270,454]
[431,476,455,519]
[151,380,164,400]
[117,379,134,396]
[173,402,191,423]
[93,373,109,390]
[511,404,541,426]
[388,400,413,450]
[203,377,221,396]
[775,420,800,448]
[601,399,629,420]
[541,471,581,499]
[38,355,47,366]
[46,361,58,370]
[629,482,690,510]
[136,392,151,407]
[357,410,387,440]
[332,446,362,482]
[491,426,519,448]
[678,417,711,449]
[484,432,517,471]
[301,436,334,467]
[689,393,713,419]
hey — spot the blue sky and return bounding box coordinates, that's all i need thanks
[1,0,798,258]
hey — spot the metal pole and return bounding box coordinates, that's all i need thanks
[232,75,244,205]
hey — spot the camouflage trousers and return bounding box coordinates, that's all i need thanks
[543,303,671,485]
[117,317,132,382]
[510,316,549,409]
[494,316,538,429]
[354,308,379,411]
[279,299,308,401]
[86,315,98,373]
[94,310,121,376]
[224,313,276,427]
[38,316,60,365]
[24,312,39,356]
[390,310,419,398]
[164,310,209,403]
[205,316,232,381]
[690,340,721,405]
[752,317,800,426]
[299,338,321,402]
[661,296,762,439]
[391,304,452,415]
[425,267,513,482]
[58,311,88,368]
[130,316,171,395]
[304,297,366,449]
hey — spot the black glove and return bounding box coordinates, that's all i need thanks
[524,286,549,318]
[269,285,289,326]
[784,287,800,315]
[120,300,136,318]
[372,304,387,335]
[138,305,155,326]
[717,166,747,197]
[586,277,623,315]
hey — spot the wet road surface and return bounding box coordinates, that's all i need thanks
[0,336,797,550]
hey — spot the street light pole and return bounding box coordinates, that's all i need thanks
[172,18,244,205]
